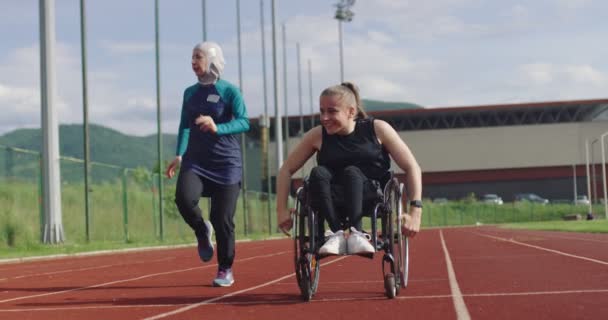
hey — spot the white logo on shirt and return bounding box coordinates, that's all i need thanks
[206,94,220,103]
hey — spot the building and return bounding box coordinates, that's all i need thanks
[245,98,608,203]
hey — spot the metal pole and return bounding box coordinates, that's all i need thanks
[271,0,283,169]
[585,139,593,217]
[154,0,164,240]
[338,19,344,82]
[297,42,303,135]
[572,164,577,204]
[236,0,248,236]
[282,23,289,159]
[591,139,598,204]
[39,0,64,244]
[79,0,91,243]
[201,0,207,41]
[334,0,355,82]
[308,59,314,128]
[601,131,608,219]
[260,0,272,234]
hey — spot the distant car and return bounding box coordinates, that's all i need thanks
[515,193,549,204]
[481,194,503,205]
[433,197,448,204]
[574,195,590,206]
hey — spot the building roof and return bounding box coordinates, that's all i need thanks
[247,98,608,138]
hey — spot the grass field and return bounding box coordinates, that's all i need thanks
[502,219,608,233]
[2,178,607,260]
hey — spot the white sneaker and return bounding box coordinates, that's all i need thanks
[347,227,374,255]
[318,230,346,256]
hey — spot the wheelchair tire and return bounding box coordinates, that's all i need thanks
[384,273,397,299]
[294,186,321,301]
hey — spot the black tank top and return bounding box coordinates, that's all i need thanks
[317,118,391,181]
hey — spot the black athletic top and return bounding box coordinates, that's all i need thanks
[317,118,391,181]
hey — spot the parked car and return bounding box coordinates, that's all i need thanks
[574,195,590,206]
[481,194,503,205]
[515,193,549,204]
[433,197,448,204]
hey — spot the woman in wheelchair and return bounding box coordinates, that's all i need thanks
[276,82,423,255]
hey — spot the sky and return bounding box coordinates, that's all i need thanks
[1,0,607,137]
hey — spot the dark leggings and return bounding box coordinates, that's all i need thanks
[174,169,240,269]
[308,165,378,232]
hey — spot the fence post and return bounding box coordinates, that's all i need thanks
[243,192,248,237]
[122,169,129,242]
[5,147,14,178]
[530,203,534,221]
[38,153,44,242]
[158,173,164,241]
[151,176,158,238]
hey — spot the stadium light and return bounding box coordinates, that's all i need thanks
[334,0,355,82]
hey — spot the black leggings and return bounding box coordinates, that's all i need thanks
[174,169,240,269]
[308,165,379,232]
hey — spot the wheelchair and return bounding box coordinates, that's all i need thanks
[291,173,409,301]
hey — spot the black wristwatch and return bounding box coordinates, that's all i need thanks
[409,200,423,208]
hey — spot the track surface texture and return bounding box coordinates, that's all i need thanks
[1,226,607,320]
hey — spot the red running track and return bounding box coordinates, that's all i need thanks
[1,226,607,320]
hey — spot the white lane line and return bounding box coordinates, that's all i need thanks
[0,251,288,304]
[6,288,608,313]
[141,256,350,320]
[487,230,608,244]
[0,257,175,282]
[440,230,471,320]
[475,233,608,266]
[0,244,195,266]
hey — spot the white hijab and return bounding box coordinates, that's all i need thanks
[193,41,225,85]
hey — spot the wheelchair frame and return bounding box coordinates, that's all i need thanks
[292,175,409,300]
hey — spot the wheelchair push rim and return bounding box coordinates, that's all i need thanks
[396,182,409,289]
[293,186,321,301]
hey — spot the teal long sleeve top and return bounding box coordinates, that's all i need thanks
[175,79,250,185]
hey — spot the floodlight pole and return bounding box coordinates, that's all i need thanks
[334,0,355,83]
[39,0,64,243]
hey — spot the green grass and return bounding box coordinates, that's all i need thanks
[0,177,286,260]
[501,219,608,233]
[2,175,606,260]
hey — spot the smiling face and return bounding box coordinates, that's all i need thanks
[191,49,208,78]
[319,94,357,135]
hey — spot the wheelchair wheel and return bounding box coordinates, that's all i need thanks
[384,273,397,299]
[294,187,320,301]
[395,182,409,289]
[381,178,400,298]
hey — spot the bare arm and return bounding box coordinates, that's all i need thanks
[276,126,322,235]
[375,119,423,236]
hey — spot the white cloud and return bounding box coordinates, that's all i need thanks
[99,40,155,56]
[518,63,607,87]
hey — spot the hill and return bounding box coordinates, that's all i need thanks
[0,124,178,183]
[362,99,423,112]
[0,96,422,189]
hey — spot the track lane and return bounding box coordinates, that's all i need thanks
[442,227,608,319]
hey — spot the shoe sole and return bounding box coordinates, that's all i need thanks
[212,281,234,287]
